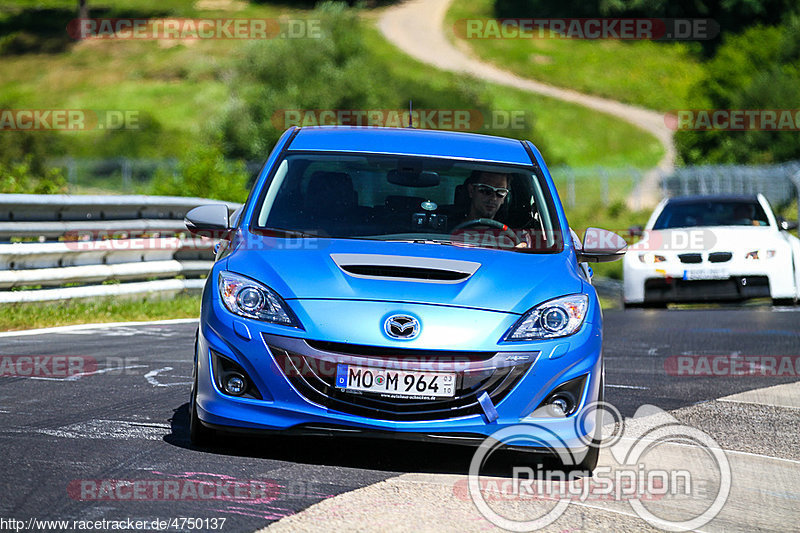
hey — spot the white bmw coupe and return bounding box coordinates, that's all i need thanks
[623,194,800,307]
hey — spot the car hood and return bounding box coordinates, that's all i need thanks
[226,236,583,315]
[634,226,786,254]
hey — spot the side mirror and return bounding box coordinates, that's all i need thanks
[185,204,231,236]
[628,225,643,237]
[577,227,627,263]
[778,217,798,231]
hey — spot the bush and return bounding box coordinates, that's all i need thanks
[494,0,798,54]
[0,157,67,194]
[676,19,800,164]
[219,2,401,159]
[219,1,556,162]
[150,140,248,203]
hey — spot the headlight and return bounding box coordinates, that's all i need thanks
[638,252,666,264]
[745,250,776,260]
[505,294,589,341]
[218,271,299,327]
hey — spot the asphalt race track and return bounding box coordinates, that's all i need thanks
[1,308,798,532]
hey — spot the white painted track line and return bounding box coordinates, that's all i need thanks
[0,318,197,338]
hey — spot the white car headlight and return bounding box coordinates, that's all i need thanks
[745,250,776,260]
[505,294,589,341]
[218,271,298,327]
[638,252,667,264]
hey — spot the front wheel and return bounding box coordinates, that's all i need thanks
[189,378,216,447]
[573,440,600,472]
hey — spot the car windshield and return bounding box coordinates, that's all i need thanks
[653,199,770,229]
[253,153,563,252]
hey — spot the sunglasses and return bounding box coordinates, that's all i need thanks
[473,183,509,199]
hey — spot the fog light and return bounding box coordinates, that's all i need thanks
[224,373,247,396]
[546,392,576,417]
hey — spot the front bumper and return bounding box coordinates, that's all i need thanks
[623,255,795,303]
[643,275,770,303]
[194,287,604,451]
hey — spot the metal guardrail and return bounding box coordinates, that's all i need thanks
[0,194,240,303]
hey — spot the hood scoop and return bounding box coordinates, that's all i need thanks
[331,253,480,284]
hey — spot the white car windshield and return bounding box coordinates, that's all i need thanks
[653,199,770,229]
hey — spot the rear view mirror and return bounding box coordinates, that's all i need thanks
[185,204,231,236]
[578,227,627,262]
[387,169,440,187]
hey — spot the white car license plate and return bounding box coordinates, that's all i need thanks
[683,269,729,280]
[336,365,456,398]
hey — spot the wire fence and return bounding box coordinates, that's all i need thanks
[47,157,800,214]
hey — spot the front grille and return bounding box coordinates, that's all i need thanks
[266,337,534,422]
[306,340,495,362]
[708,252,732,263]
[678,253,702,264]
[340,264,470,282]
[644,276,770,302]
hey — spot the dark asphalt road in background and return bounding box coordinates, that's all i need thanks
[0,308,798,532]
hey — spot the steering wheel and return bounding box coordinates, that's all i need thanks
[453,218,522,246]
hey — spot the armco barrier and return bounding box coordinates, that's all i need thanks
[0,194,240,303]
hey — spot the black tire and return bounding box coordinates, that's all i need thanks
[189,377,215,447]
[772,298,796,307]
[573,372,604,472]
[189,331,215,447]
[624,301,667,309]
[574,439,600,472]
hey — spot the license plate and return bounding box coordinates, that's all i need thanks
[336,365,456,398]
[683,269,729,280]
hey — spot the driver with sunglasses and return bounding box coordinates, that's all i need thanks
[465,170,510,222]
[451,170,531,249]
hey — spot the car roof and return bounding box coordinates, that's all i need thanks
[665,194,761,204]
[287,126,534,166]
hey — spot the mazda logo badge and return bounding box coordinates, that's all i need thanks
[384,315,420,339]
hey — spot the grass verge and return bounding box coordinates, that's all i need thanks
[445,0,705,111]
[0,2,663,170]
[362,22,663,168]
[0,292,200,332]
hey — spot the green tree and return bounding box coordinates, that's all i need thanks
[150,140,248,202]
[676,19,800,164]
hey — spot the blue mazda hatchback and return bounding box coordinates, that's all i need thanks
[185,126,626,470]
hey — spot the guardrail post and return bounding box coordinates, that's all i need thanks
[67,158,77,187]
[566,168,575,209]
[793,170,800,228]
[121,158,132,192]
[599,167,609,206]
